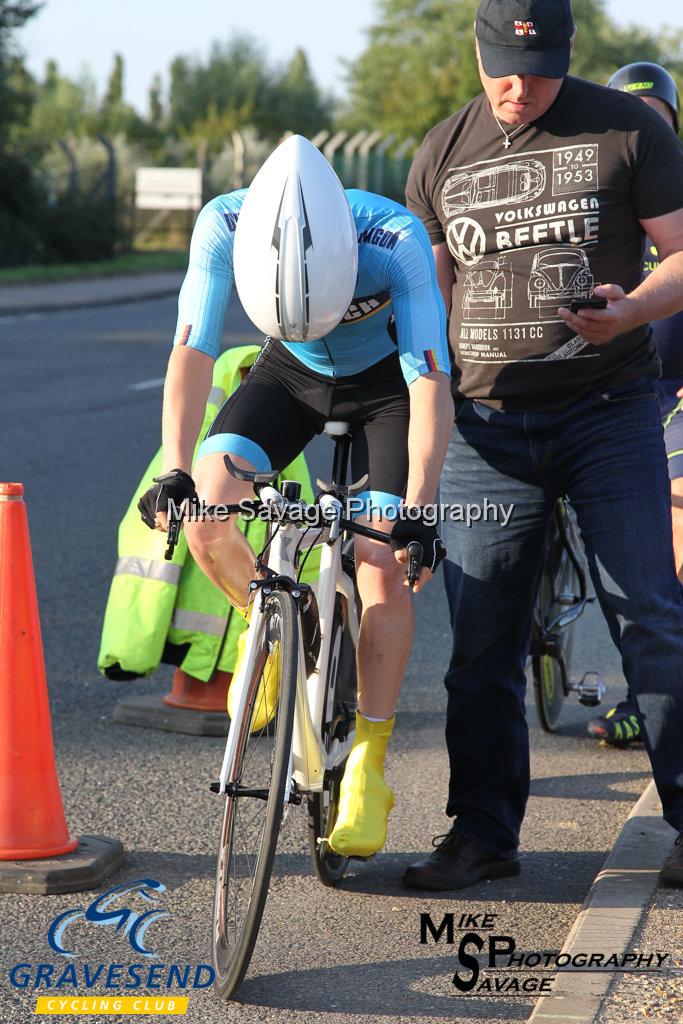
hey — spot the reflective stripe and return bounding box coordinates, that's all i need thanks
[115,556,182,585]
[171,609,228,636]
[208,386,227,408]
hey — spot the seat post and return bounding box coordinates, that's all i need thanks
[332,434,350,488]
[323,421,352,487]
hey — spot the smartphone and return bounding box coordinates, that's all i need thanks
[569,297,608,313]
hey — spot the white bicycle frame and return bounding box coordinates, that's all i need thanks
[216,488,360,800]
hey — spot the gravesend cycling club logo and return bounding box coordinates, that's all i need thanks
[48,879,170,958]
[8,878,215,1015]
[446,217,486,266]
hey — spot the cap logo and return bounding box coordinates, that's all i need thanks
[624,81,654,92]
[514,20,537,36]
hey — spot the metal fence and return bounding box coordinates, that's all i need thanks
[32,128,418,252]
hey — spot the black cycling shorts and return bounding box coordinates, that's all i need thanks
[197,340,409,515]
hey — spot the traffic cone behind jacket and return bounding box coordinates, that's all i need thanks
[0,483,123,892]
[0,483,77,859]
[163,668,232,712]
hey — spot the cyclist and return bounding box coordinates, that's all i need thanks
[138,135,452,859]
[588,62,683,748]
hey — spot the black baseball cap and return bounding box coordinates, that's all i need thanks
[476,0,575,79]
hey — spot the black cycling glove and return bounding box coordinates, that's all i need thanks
[390,509,446,574]
[138,469,197,530]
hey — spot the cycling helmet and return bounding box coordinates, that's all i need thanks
[607,62,680,133]
[234,134,358,342]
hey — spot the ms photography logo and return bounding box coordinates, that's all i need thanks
[420,911,671,996]
[9,878,215,1015]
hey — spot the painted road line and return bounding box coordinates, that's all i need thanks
[128,378,165,391]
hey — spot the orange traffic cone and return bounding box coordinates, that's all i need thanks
[113,667,232,736]
[163,668,232,712]
[0,483,123,892]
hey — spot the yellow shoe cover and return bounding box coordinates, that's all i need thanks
[227,615,280,733]
[328,713,396,857]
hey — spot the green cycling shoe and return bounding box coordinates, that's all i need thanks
[587,701,642,747]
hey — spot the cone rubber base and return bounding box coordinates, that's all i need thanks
[0,835,124,895]
[112,694,229,736]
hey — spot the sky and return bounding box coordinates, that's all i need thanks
[18,0,683,114]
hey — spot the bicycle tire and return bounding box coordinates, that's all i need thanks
[212,590,298,1000]
[308,595,355,886]
[532,512,579,733]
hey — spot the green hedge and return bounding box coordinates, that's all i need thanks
[0,151,123,267]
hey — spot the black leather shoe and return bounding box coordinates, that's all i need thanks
[402,829,521,891]
[660,832,683,887]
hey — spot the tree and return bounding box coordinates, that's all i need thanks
[148,73,164,126]
[23,61,98,144]
[97,52,147,141]
[103,52,123,110]
[167,36,267,149]
[166,34,330,150]
[343,0,683,143]
[0,0,42,137]
[270,49,332,137]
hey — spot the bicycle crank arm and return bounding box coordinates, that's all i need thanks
[209,782,268,799]
[209,780,303,805]
[566,671,605,707]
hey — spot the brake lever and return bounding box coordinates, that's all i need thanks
[164,506,183,561]
[406,541,423,589]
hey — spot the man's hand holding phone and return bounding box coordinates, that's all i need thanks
[558,284,641,345]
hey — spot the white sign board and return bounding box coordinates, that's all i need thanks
[135,168,203,211]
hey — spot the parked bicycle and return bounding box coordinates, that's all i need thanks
[531,497,605,732]
[166,421,422,999]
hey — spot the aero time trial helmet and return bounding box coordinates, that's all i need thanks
[607,62,680,133]
[234,135,358,343]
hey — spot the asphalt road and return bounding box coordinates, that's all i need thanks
[0,296,653,1024]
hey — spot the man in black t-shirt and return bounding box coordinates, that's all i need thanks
[403,0,683,891]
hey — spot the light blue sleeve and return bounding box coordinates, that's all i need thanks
[172,193,244,360]
[386,216,450,386]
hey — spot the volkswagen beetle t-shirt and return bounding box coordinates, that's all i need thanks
[406,76,683,409]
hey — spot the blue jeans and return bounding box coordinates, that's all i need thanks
[440,376,683,857]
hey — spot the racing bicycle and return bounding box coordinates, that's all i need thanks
[165,421,422,1000]
[531,496,604,731]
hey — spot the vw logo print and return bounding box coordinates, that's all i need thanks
[446,217,487,266]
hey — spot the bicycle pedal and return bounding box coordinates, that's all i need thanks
[574,671,605,707]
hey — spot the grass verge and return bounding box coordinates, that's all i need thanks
[0,251,187,285]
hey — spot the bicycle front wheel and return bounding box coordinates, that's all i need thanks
[212,590,298,1000]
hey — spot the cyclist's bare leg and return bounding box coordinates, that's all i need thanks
[184,451,257,613]
[354,517,414,720]
[671,478,683,581]
[328,517,410,856]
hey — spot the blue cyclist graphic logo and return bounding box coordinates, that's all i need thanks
[47,879,170,958]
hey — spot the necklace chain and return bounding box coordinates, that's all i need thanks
[494,114,528,149]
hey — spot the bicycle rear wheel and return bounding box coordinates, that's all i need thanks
[212,590,298,1000]
[532,509,579,733]
[308,595,356,886]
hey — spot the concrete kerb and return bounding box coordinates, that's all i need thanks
[0,272,184,317]
[527,780,676,1024]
